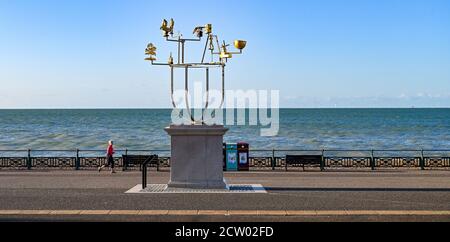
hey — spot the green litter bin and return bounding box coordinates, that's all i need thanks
[225,143,238,171]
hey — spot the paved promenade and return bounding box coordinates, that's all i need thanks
[0,169,449,221]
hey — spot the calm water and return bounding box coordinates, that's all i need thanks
[0,109,449,151]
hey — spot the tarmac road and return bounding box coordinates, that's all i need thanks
[0,169,449,221]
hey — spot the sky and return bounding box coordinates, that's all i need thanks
[0,0,449,108]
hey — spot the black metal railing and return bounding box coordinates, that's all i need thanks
[0,148,449,171]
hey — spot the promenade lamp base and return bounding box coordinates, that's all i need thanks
[164,125,229,189]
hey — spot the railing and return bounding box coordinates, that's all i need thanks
[0,149,449,170]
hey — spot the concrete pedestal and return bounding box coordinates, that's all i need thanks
[164,125,229,189]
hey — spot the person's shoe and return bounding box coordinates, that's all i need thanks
[111,170,116,174]
[98,167,102,172]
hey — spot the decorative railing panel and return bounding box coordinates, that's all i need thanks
[275,157,286,168]
[79,157,123,168]
[32,157,76,168]
[0,157,27,168]
[158,157,171,167]
[425,157,450,168]
[249,157,273,168]
[375,157,421,168]
[326,157,371,168]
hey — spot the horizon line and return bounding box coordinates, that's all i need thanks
[1,107,450,110]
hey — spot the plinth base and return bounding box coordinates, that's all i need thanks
[164,125,229,189]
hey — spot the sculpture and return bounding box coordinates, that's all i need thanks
[145,18,247,124]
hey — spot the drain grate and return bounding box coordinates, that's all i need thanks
[126,184,267,194]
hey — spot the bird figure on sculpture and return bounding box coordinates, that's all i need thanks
[193,26,205,38]
[161,18,174,37]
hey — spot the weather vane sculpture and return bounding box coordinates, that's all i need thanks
[145,18,247,124]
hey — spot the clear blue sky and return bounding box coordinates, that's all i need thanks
[1,0,449,108]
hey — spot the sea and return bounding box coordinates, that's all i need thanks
[0,109,449,155]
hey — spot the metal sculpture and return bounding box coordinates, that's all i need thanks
[145,19,247,124]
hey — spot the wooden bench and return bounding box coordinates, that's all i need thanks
[123,155,159,171]
[285,155,324,171]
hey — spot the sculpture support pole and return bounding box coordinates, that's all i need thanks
[181,41,185,63]
[202,68,210,123]
[184,66,195,123]
[201,35,209,63]
[220,65,225,108]
[170,66,176,108]
[177,36,181,64]
[206,68,210,111]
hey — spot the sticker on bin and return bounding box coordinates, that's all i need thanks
[228,153,237,164]
[239,153,247,164]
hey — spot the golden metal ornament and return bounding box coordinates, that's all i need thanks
[168,53,174,64]
[145,57,156,61]
[205,24,212,34]
[234,40,247,50]
[145,43,157,55]
[145,43,157,62]
[160,19,170,37]
[220,52,232,59]
[219,41,232,59]
[160,19,167,30]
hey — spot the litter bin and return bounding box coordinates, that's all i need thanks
[237,142,249,171]
[225,143,238,171]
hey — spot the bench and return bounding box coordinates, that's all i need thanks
[285,155,324,171]
[123,155,159,171]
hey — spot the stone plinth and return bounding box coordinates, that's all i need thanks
[164,125,229,189]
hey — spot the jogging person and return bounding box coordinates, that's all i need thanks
[98,140,116,174]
